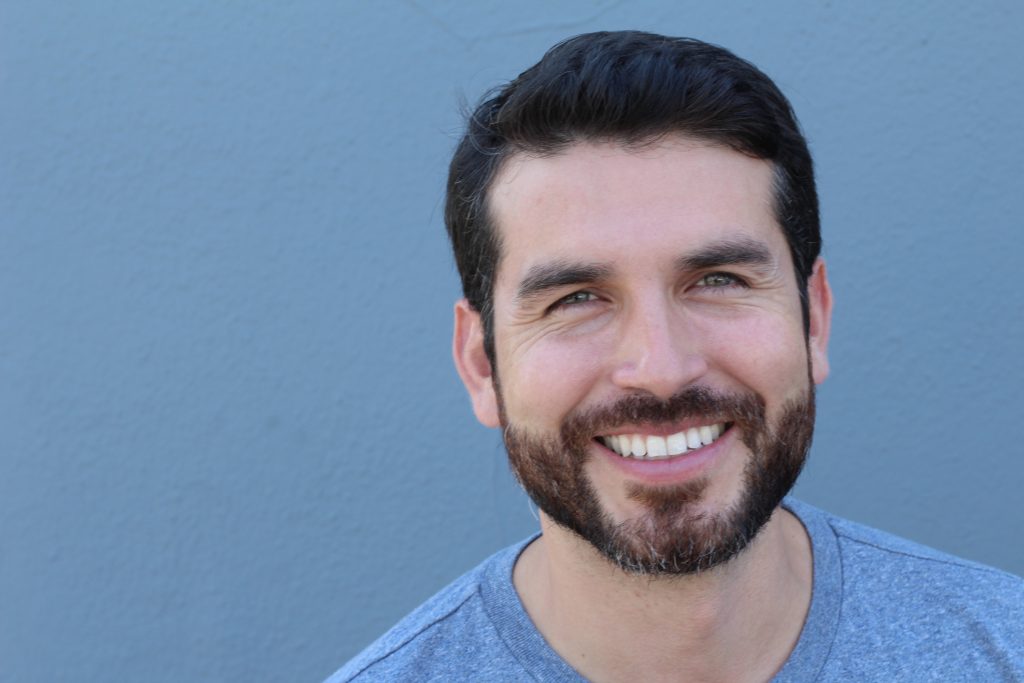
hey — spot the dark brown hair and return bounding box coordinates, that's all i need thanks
[446,31,820,363]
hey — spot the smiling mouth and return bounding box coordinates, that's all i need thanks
[598,423,730,460]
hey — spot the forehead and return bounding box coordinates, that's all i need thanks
[487,137,786,283]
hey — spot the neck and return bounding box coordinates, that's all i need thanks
[513,506,812,683]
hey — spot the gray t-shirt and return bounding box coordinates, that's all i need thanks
[326,498,1024,681]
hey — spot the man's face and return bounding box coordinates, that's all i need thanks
[454,137,831,574]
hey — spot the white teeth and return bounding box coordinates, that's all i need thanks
[601,423,727,459]
[646,436,667,458]
[666,432,689,456]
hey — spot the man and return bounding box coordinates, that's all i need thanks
[328,31,1023,682]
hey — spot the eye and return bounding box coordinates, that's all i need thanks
[558,291,597,305]
[550,290,599,311]
[695,272,745,289]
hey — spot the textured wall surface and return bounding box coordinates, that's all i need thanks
[2,2,1022,681]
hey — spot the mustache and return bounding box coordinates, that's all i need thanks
[560,386,766,444]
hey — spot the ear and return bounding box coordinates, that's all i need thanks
[806,258,833,385]
[453,299,501,428]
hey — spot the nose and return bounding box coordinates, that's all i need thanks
[609,295,708,399]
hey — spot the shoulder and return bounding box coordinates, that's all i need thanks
[323,540,534,683]
[825,508,1024,599]
[830,511,1024,646]
[789,497,1023,595]
[325,577,483,683]
[790,499,1024,680]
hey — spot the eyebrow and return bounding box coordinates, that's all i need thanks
[515,261,613,304]
[674,237,776,274]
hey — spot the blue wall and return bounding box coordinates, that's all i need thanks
[3,2,1022,681]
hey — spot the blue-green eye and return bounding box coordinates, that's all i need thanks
[696,273,742,288]
[557,291,598,306]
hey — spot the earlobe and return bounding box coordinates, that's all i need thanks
[453,300,501,428]
[806,258,833,385]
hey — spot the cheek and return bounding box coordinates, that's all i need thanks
[500,333,609,424]
[496,309,809,425]
[706,317,809,391]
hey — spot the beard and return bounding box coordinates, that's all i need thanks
[501,382,815,576]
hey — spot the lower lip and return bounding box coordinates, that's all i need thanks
[595,427,734,484]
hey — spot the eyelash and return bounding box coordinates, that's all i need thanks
[694,272,747,289]
[551,291,599,310]
[547,272,746,314]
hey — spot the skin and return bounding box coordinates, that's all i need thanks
[453,136,833,682]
